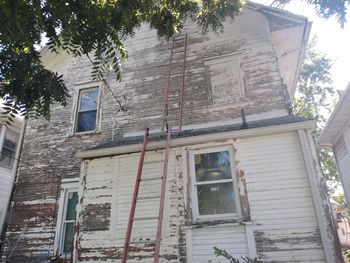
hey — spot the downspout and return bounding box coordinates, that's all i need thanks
[298,129,343,263]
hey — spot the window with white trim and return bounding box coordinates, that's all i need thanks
[55,180,79,257]
[0,126,19,169]
[190,147,240,221]
[75,87,100,133]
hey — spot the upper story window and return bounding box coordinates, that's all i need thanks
[0,126,19,169]
[204,54,245,104]
[75,87,100,133]
[190,146,240,221]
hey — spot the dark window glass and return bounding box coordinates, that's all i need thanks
[66,192,78,220]
[75,88,99,133]
[197,183,236,215]
[0,129,19,169]
[63,222,75,253]
[76,111,97,132]
[194,151,232,182]
[62,191,78,254]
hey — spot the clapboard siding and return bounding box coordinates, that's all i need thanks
[335,132,350,207]
[181,131,325,262]
[190,225,249,262]
[239,132,325,262]
[77,150,179,262]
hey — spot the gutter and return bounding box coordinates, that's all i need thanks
[76,120,315,160]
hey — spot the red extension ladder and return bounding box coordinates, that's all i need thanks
[121,34,187,263]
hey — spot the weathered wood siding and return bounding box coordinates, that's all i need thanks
[1,7,314,263]
[74,131,325,262]
[77,150,181,262]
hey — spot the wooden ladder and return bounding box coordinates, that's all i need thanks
[121,125,172,263]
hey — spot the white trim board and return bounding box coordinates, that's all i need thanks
[76,120,315,159]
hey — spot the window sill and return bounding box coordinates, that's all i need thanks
[186,218,254,229]
[69,130,101,138]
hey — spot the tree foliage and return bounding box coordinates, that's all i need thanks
[214,247,263,263]
[273,0,350,27]
[293,37,341,195]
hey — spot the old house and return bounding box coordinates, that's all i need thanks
[0,2,343,262]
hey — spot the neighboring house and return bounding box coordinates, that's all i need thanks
[0,105,25,237]
[0,2,343,263]
[319,82,350,253]
[331,202,350,248]
[319,82,350,207]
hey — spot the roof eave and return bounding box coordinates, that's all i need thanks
[318,82,350,146]
[76,120,315,160]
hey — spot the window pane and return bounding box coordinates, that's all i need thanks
[76,111,97,132]
[194,151,232,182]
[0,147,14,168]
[79,89,99,111]
[197,182,236,215]
[66,192,78,220]
[63,222,75,253]
[4,139,16,150]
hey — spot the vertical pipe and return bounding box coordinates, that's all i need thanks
[154,125,172,263]
[121,127,149,263]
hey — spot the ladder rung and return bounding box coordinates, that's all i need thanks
[174,36,186,41]
[143,160,164,165]
[129,239,156,244]
[133,216,159,221]
[141,176,163,182]
[137,195,161,200]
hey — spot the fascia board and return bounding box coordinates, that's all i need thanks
[76,120,316,159]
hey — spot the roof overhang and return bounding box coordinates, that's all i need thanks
[247,1,311,98]
[319,82,350,147]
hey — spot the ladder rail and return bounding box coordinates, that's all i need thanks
[178,34,188,133]
[162,37,175,132]
[154,125,172,263]
[121,127,149,263]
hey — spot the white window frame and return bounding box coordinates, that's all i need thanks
[54,178,79,257]
[72,82,102,135]
[0,126,20,169]
[189,146,241,222]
